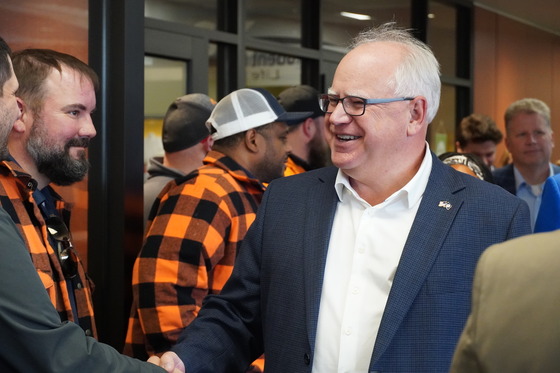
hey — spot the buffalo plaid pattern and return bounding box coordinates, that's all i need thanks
[0,160,96,337]
[284,154,308,176]
[124,150,265,359]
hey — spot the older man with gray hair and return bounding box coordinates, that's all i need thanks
[152,23,530,373]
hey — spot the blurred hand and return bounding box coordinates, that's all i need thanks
[148,352,185,373]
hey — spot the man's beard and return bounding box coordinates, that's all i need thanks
[27,123,90,186]
[0,124,10,161]
[253,153,286,184]
[0,103,20,161]
[307,134,332,170]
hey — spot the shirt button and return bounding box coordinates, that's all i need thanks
[303,353,311,365]
[352,287,360,295]
[344,327,352,336]
[76,282,83,289]
[358,247,365,254]
[85,329,92,336]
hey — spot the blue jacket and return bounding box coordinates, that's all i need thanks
[173,153,531,373]
[534,173,560,232]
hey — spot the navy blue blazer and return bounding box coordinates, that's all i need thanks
[173,153,531,373]
[493,163,560,195]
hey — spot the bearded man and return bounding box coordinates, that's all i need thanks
[0,49,98,337]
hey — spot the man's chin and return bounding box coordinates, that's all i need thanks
[69,148,87,159]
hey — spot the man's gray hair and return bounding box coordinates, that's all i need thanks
[350,23,441,124]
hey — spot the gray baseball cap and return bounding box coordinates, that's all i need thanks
[162,93,215,152]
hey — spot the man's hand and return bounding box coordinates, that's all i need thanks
[148,352,186,373]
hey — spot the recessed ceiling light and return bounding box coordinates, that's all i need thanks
[340,11,372,21]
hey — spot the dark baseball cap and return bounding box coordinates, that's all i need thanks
[162,93,215,152]
[278,85,324,119]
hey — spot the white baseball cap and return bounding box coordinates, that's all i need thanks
[208,88,313,140]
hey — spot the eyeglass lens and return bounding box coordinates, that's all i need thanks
[319,95,366,116]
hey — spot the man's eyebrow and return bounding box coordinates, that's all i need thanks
[61,103,87,111]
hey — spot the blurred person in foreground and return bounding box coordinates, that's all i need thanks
[493,98,560,230]
[278,84,330,175]
[126,88,311,371]
[0,35,169,373]
[450,230,560,373]
[455,113,503,170]
[144,93,214,225]
[151,23,530,373]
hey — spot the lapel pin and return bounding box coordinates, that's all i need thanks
[438,201,452,210]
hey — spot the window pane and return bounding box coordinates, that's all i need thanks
[144,56,188,167]
[430,84,456,155]
[427,1,457,77]
[145,0,218,30]
[245,0,302,46]
[322,0,411,52]
[208,43,218,102]
[245,50,301,95]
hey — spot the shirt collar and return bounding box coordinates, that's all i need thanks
[334,142,433,208]
[513,163,554,190]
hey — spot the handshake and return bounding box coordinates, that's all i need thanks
[148,352,185,373]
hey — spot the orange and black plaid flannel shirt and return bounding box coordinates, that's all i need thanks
[283,154,308,177]
[0,160,96,337]
[124,150,265,360]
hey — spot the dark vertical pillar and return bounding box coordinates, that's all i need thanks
[301,0,320,89]
[411,0,428,42]
[217,0,238,98]
[456,4,473,122]
[88,0,145,350]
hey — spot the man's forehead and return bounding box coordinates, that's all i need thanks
[45,65,93,88]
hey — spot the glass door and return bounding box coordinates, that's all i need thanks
[144,55,188,174]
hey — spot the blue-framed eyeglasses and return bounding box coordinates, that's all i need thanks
[319,94,415,116]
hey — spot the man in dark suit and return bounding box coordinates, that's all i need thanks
[151,23,531,373]
[450,230,560,372]
[492,98,560,230]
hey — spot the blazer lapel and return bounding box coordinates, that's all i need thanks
[371,157,466,365]
[302,168,339,351]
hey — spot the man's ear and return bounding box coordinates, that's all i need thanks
[201,135,214,152]
[301,118,316,143]
[244,128,260,153]
[407,97,427,136]
[504,135,511,152]
[12,98,28,133]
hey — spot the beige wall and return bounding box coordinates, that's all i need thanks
[473,7,560,166]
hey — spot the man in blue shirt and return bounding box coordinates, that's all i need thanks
[493,98,560,230]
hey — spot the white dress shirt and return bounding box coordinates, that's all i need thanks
[312,146,433,373]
